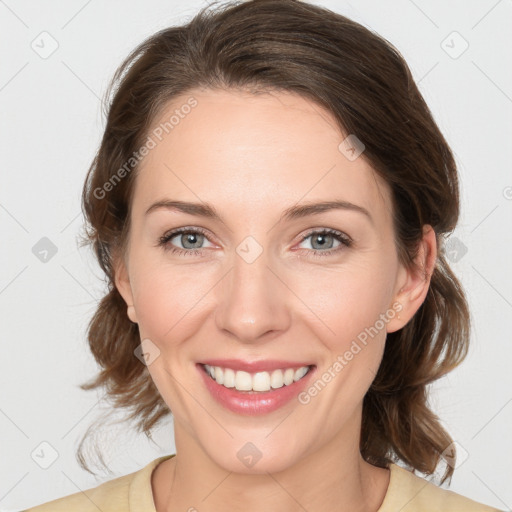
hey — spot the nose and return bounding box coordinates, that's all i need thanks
[214,248,291,343]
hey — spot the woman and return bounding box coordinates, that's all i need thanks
[24,0,503,510]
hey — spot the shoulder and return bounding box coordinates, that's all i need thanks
[22,455,173,512]
[21,471,134,512]
[379,463,504,512]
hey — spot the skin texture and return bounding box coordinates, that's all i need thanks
[114,88,437,512]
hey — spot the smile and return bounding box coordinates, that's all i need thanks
[197,362,317,415]
[202,363,313,392]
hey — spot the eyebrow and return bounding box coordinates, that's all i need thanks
[144,199,373,224]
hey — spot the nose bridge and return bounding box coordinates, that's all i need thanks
[214,241,290,341]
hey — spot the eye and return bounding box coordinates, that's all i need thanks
[157,226,352,258]
[296,228,352,257]
[157,227,214,256]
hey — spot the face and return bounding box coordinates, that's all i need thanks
[115,88,431,474]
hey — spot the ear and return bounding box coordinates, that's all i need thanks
[386,225,437,333]
[113,247,138,324]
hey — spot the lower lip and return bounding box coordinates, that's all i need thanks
[197,363,316,416]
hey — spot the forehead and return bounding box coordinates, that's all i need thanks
[131,88,391,222]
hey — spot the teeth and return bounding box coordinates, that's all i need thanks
[203,364,311,392]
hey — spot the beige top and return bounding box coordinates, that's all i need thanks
[23,454,503,511]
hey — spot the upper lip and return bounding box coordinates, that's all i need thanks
[199,359,315,373]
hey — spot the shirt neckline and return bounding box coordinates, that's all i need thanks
[375,462,401,512]
[129,454,175,511]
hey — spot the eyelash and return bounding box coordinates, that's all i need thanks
[157,227,353,258]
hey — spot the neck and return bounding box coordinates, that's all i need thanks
[152,419,390,512]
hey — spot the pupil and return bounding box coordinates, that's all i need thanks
[313,234,331,249]
[184,233,201,249]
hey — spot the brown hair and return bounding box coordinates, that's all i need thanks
[78,0,469,484]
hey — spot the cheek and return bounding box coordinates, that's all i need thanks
[292,258,396,346]
[289,257,397,406]
[296,267,394,414]
[130,258,218,344]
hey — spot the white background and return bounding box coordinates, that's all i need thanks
[1,0,511,510]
